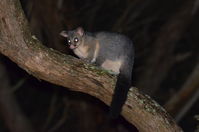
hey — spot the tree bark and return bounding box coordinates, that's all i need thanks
[0,0,182,131]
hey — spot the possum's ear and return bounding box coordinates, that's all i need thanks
[60,30,68,38]
[76,27,84,36]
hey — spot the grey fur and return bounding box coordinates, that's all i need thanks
[94,32,134,67]
[60,27,134,118]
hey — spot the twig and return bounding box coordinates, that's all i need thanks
[193,0,199,14]
[175,87,199,122]
[0,61,35,132]
[11,78,27,92]
[42,94,58,132]
[137,0,196,95]
[47,99,68,132]
[164,58,199,122]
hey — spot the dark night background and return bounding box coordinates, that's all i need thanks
[0,0,199,131]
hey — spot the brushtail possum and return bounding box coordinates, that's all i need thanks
[60,27,134,119]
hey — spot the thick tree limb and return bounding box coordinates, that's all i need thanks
[0,0,182,131]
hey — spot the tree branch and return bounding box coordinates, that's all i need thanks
[0,0,182,131]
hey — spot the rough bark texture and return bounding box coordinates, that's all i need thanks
[0,0,182,131]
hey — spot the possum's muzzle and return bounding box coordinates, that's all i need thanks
[70,44,77,49]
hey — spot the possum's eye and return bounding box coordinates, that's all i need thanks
[74,37,79,43]
[68,39,71,45]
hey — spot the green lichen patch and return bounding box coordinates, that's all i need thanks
[127,88,177,129]
[83,63,116,77]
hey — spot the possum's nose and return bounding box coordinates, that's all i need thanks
[70,44,76,49]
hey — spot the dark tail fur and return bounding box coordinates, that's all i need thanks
[108,59,133,119]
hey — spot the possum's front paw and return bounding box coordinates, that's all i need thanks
[99,67,119,75]
[107,70,118,75]
[82,58,96,65]
[90,58,96,63]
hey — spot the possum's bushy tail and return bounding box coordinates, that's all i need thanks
[108,59,133,119]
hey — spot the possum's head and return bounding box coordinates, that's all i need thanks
[60,27,84,49]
